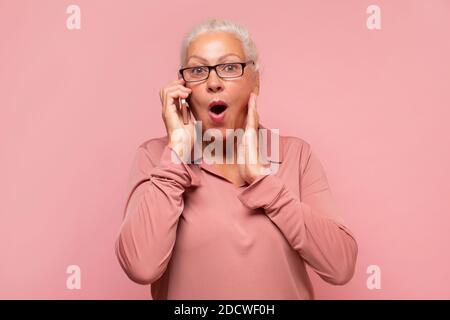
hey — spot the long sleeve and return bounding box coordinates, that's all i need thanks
[115,143,202,285]
[237,143,358,285]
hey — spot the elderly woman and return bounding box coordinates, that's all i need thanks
[115,19,358,299]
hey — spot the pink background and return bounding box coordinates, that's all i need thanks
[1,0,449,299]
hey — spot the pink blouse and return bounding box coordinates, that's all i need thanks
[115,126,358,299]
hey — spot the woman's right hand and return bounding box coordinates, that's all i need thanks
[159,78,197,162]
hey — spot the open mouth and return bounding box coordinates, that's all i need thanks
[208,100,228,124]
[208,100,228,115]
[210,104,228,115]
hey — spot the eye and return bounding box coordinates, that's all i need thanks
[191,67,207,74]
[223,64,238,71]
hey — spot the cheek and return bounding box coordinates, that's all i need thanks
[187,93,204,110]
[230,101,248,122]
[189,88,209,107]
[231,90,251,110]
[235,75,255,94]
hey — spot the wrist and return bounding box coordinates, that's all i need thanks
[168,142,191,163]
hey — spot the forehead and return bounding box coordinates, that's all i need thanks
[186,32,246,64]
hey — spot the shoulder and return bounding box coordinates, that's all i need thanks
[280,135,313,160]
[133,135,169,167]
[279,135,321,177]
[138,135,169,152]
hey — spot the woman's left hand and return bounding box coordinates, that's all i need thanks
[237,92,272,185]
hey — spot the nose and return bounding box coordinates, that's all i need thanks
[206,69,224,93]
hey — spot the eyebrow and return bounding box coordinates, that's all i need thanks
[186,53,243,65]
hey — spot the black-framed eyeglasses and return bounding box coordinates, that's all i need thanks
[179,61,255,82]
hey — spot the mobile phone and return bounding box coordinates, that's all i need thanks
[177,73,190,125]
[178,97,189,125]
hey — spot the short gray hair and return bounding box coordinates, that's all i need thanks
[180,18,260,71]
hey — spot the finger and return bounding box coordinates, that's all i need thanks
[165,87,191,109]
[163,89,191,115]
[175,78,191,90]
[245,127,259,165]
[237,135,245,165]
[162,79,184,95]
[160,79,191,96]
[246,93,259,130]
[170,78,186,86]
[161,82,191,104]
[165,84,192,97]
[164,86,191,107]
[241,93,258,165]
